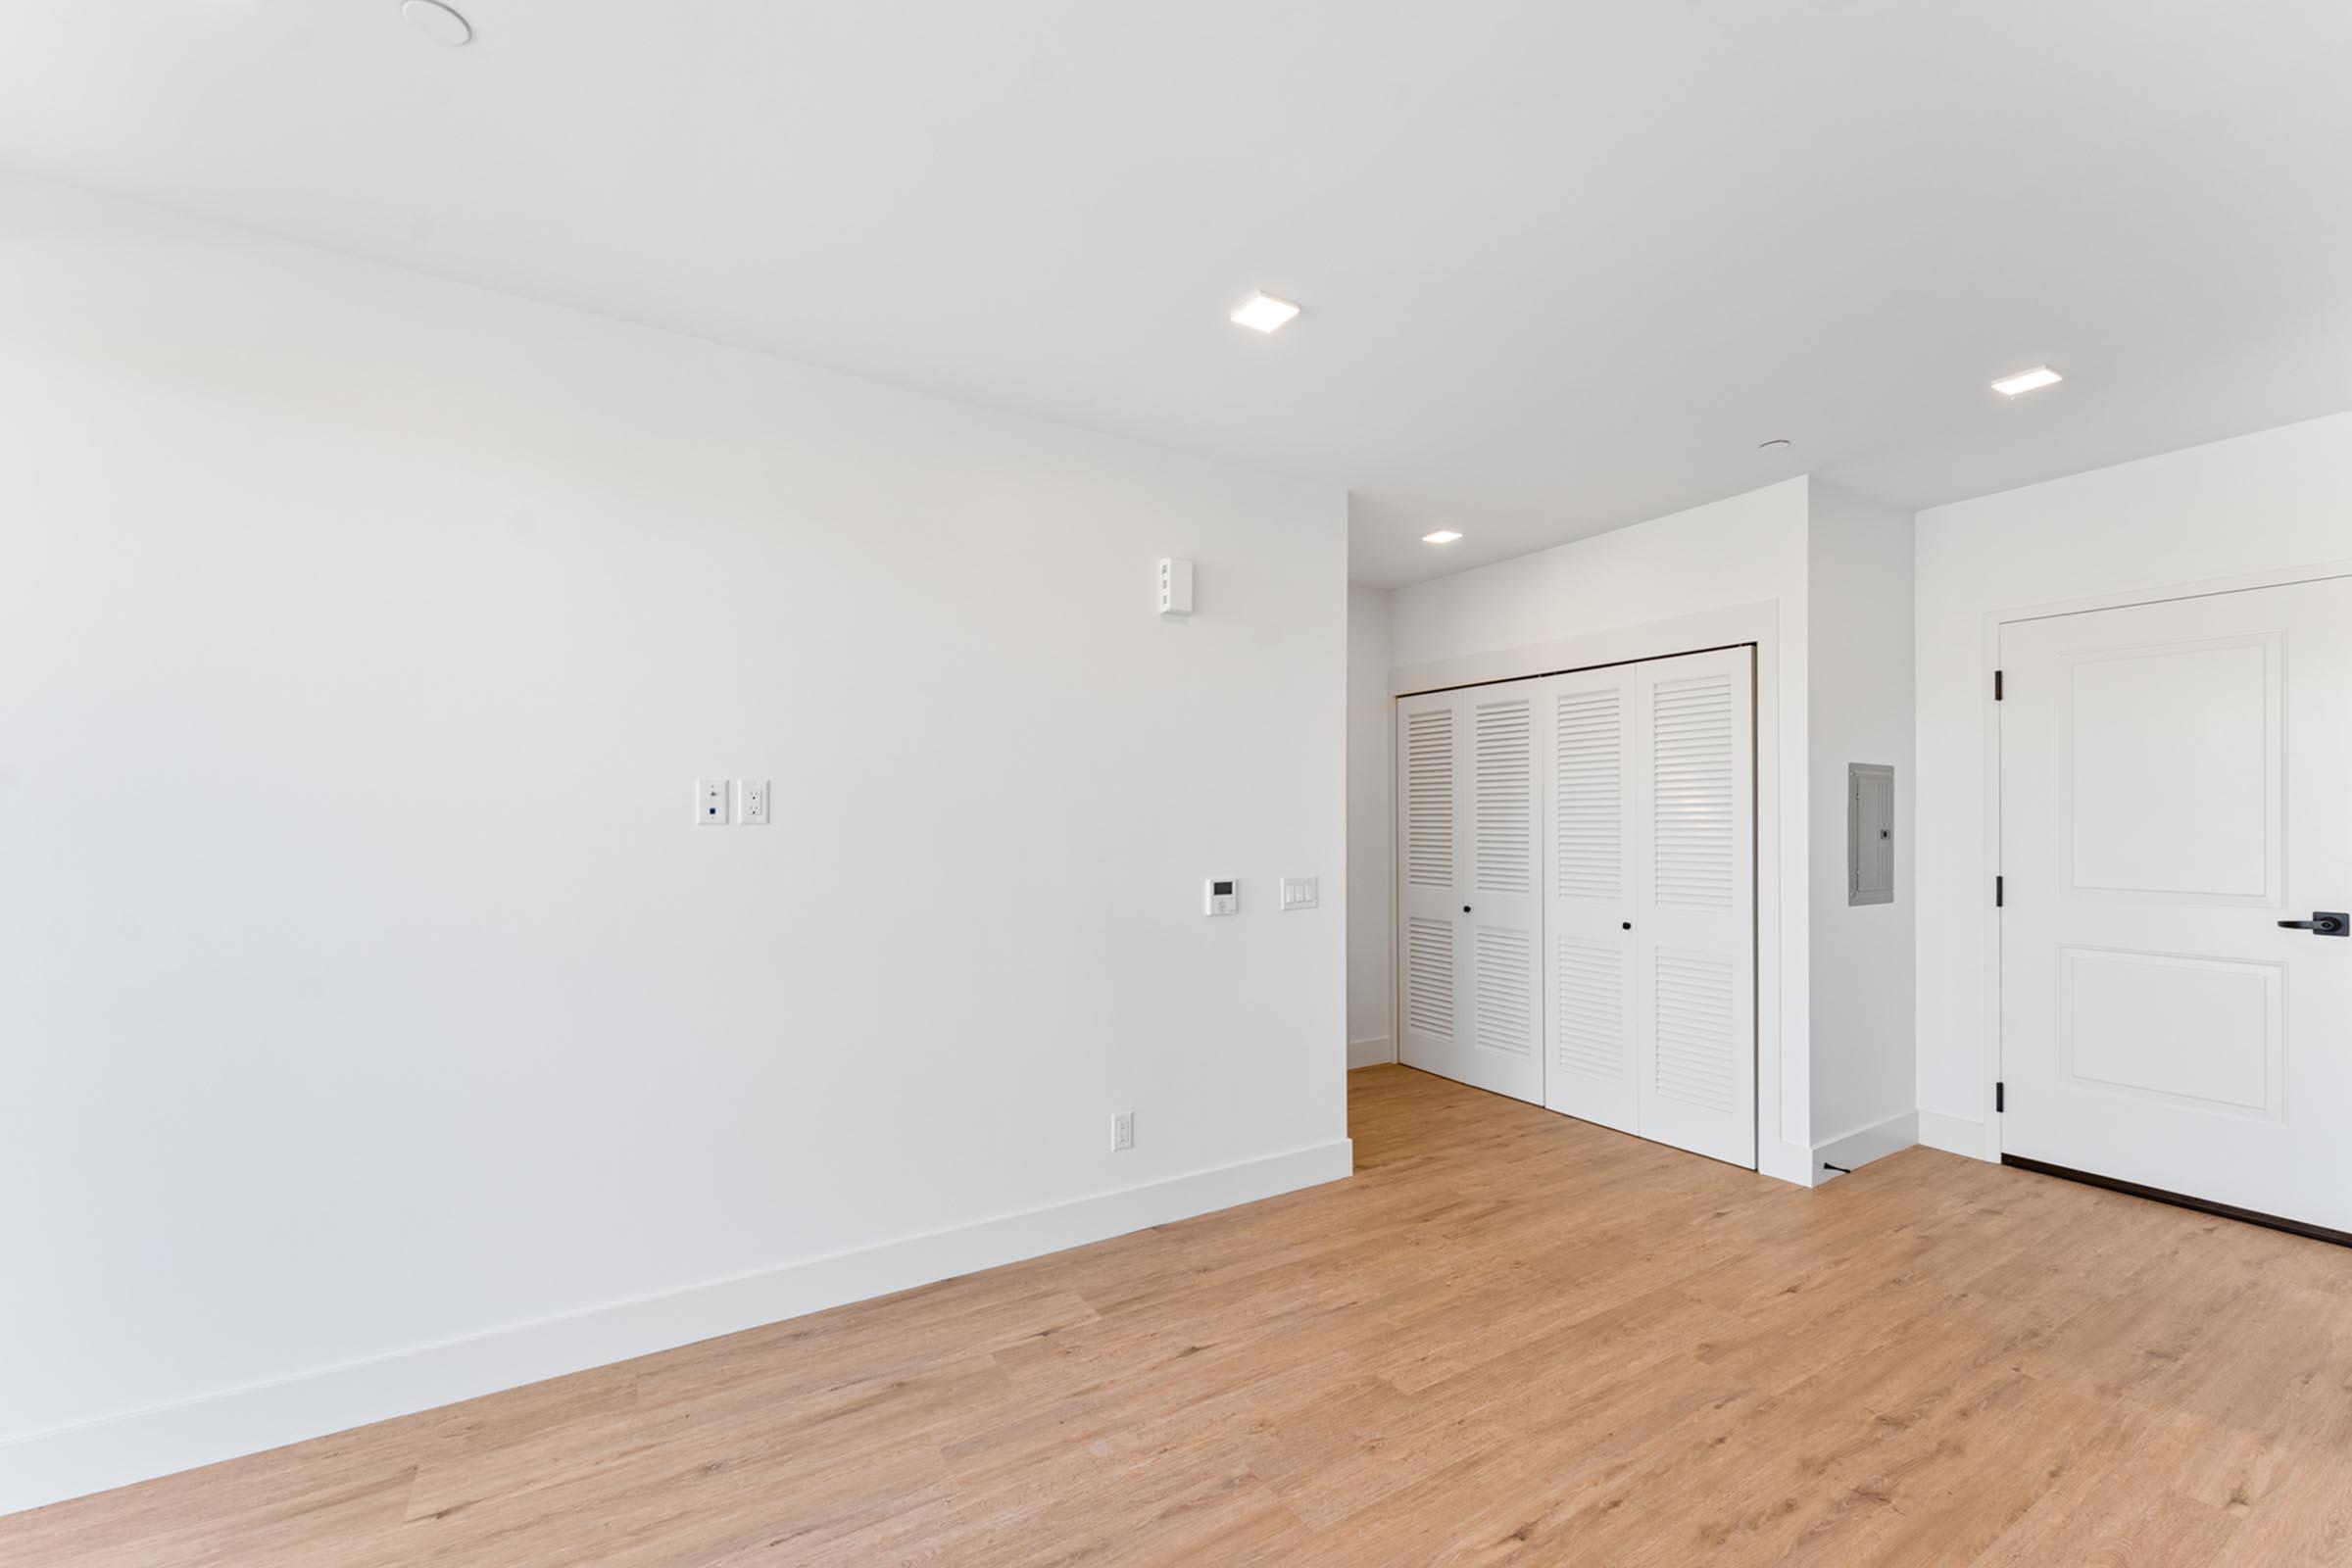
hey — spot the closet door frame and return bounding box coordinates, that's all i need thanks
[1393,627,1773,1175]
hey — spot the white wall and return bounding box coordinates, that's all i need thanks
[1914,410,2352,1157]
[1805,480,1916,1152]
[0,176,1350,1512]
[1346,584,1395,1066]
[1387,479,1817,1180]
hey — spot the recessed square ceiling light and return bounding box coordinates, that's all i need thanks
[1991,365,2064,397]
[1230,292,1301,333]
[1422,529,1463,545]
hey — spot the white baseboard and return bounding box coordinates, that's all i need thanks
[0,1137,1353,1518]
[1812,1110,1919,1184]
[1918,1109,1993,1161]
[1758,1138,1815,1189]
[1347,1034,1396,1068]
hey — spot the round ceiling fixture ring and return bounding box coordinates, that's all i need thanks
[402,0,472,46]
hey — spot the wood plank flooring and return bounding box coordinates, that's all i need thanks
[11,1063,2352,1565]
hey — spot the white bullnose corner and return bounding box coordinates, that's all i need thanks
[1229,292,1301,333]
[1991,365,2063,398]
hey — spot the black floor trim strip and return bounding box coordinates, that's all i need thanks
[2001,1154,2352,1250]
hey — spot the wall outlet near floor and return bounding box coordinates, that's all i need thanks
[741,779,770,825]
[696,778,730,825]
[1112,1111,1135,1152]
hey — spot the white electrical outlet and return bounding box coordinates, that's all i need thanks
[696,779,730,825]
[1280,876,1320,910]
[741,779,770,826]
[1112,1111,1135,1152]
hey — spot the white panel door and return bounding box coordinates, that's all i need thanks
[1540,665,1640,1133]
[1631,649,1756,1166]
[1396,683,1544,1103]
[2001,576,2352,1234]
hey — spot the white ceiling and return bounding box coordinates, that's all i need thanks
[6,2,2351,586]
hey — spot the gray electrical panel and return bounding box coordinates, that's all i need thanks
[1848,763,1894,906]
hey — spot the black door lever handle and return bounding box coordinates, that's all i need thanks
[2278,911,2347,937]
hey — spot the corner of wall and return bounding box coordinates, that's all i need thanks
[1801,478,1920,1151]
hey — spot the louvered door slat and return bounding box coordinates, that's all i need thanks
[1474,927,1535,1056]
[1473,697,1535,894]
[1652,670,1738,909]
[1404,707,1455,890]
[1404,917,1455,1039]
[1553,688,1621,901]
[1653,947,1738,1111]
[1553,937,1625,1081]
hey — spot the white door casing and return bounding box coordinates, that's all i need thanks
[1999,576,2352,1234]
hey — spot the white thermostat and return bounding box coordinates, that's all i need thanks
[1157,557,1194,616]
[1204,878,1238,916]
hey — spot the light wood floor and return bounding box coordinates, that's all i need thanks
[13,1064,2352,1566]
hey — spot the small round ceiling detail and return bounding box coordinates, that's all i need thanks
[402,0,472,47]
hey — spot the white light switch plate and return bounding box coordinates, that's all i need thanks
[741,779,770,826]
[1280,876,1319,910]
[696,779,729,825]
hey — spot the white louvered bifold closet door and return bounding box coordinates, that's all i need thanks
[1394,684,1544,1103]
[1397,648,1752,1162]
[1631,648,1756,1166]
[1396,689,1464,1086]
[1540,665,1641,1134]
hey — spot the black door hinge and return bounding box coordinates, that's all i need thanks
[1995,1081,2005,1113]
[1995,875,2004,907]
[1994,669,2004,701]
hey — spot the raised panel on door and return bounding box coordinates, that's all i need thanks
[1632,649,1756,1167]
[1540,666,1638,1131]
[2000,578,2352,1233]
